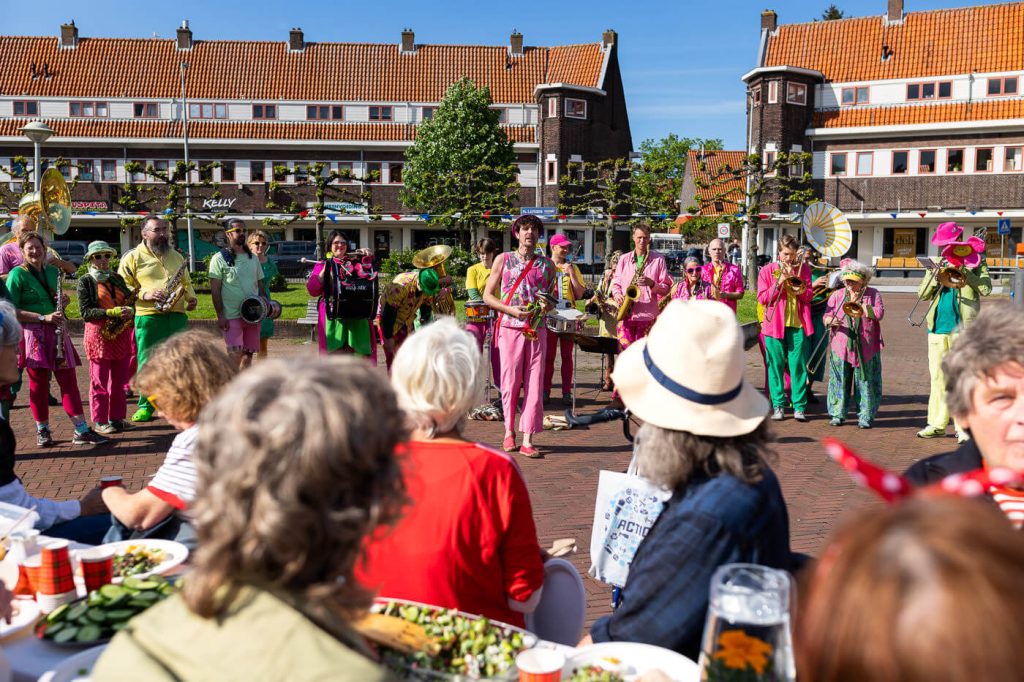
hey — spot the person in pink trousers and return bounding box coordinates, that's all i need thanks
[483,215,556,458]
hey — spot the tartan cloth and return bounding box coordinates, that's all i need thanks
[81,554,114,592]
[38,543,76,595]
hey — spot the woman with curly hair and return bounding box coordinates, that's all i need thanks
[94,357,407,681]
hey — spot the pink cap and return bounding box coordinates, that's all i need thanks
[549,233,572,247]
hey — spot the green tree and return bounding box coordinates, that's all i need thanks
[820,4,845,20]
[632,134,723,215]
[401,77,520,244]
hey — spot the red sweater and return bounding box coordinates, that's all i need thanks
[359,440,545,626]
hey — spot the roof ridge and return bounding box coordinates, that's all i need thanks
[0,35,601,50]
[775,0,1024,30]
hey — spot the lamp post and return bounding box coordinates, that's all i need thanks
[180,62,196,271]
[20,121,54,193]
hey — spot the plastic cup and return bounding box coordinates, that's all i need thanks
[516,648,565,682]
[16,556,41,597]
[36,589,76,614]
[100,475,123,489]
[78,547,115,592]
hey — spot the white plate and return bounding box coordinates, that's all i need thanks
[92,539,189,582]
[566,642,700,682]
[38,643,107,682]
[0,598,40,640]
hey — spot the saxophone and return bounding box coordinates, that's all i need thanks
[101,287,138,341]
[54,270,67,366]
[154,262,188,313]
[615,253,649,323]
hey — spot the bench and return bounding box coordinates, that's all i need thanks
[297,299,319,341]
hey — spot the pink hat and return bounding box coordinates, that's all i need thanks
[549,233,572,247]
[931,222,964,246]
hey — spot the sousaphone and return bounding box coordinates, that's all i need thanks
[17,168,72,237]
[802,201,852,258]
[412,244,455,315]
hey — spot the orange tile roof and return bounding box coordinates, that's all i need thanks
[0,37,605,104]
[764,2,1024,82]
[812,97,1024,128]
[687,150,747,216]
[0,118,536,143]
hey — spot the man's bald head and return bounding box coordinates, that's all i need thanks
[708,238,726,262]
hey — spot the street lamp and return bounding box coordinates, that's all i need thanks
[20,121,54,193]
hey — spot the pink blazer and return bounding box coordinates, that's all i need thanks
[701,261,745,313]
[611,250,672,323]
[757,262,813,339]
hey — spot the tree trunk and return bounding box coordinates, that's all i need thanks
[605,216,615,268]
[744,218,759,291]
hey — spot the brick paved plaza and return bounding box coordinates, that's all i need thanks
[12,293,966,624]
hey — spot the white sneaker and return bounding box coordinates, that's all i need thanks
[794,411,808,422]
[771,407,784,421]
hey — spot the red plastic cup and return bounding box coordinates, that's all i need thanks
[516,649,565,682]
[78,547,115,592]
[16,557,41,597]
[100,475,123,489]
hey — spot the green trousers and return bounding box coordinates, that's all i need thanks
[765,327,808,411]
[134,313,188,410]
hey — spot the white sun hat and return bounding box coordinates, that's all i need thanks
[611,299,769,437]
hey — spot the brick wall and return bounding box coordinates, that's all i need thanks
[815,174,1024,212]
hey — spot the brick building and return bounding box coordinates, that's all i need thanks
[0,22,631,261]
[742,0,1024,268]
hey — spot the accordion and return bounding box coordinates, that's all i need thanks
[323,256,378,321]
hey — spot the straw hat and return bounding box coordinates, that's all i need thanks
[611,299,768,436]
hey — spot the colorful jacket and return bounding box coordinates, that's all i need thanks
[756,262,813,339]
[824,287,885,366]
[701,261,744,313]
[917,260,991,331]
[611,250,672,323]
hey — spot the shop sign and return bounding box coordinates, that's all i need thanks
[318,202,368,215]
[985,229,1003,258]
[201,198,236,210]
[71,200,108,211]
[893,229,916,258]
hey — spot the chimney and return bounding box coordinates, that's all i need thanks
[59,20,78,49]
[886,0,904,23]
[176,20,192,51]
[288,27,304,52]
[509,30,523,57]
[400,28,415,55]
[761,10,778,32]
[602,29,617,49]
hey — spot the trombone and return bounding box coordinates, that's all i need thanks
[763,263,807,324]
[907,261,967,327]
[806,293,866,377]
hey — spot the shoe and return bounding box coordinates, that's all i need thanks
[794,411,808,422]
[131,407,154,423]
[771,407,784,421]
[829,418,844,427]
[73,429,109,446]
[502,435,516,452]
[858,421,872,429]
[93,423,118,435]
[561,394,573,407]
[36,427,53,447]
[111,419,134,431]
[956,431,970,444]
[48,393,60,407]
[519,445,542,459]
[917,425,945,439]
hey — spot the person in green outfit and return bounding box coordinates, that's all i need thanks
[118,215,198,423]
[306,230,376,358]
[247,229,279,359]
[209,219,266,370]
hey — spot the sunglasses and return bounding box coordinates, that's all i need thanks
[93,254,111,260]
[685,267,701,274]
[251,241,268,246]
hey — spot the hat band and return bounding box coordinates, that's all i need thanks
[643,346,743,406]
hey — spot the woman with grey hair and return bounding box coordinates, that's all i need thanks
[360,317,545,627]
[670,256,710,301]
[94,357,407,680]
[824,259,885,428]
[583,300,791,659]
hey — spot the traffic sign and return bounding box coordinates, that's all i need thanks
[521,207,557,217]
[717,223,731,238]
[998,218,1012,235]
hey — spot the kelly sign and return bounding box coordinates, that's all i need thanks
[201,198,236,210]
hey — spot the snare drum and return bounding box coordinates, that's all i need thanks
[465,300,492,324]
[240,297,283,324]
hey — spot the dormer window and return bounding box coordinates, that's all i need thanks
[133,102,159,118]
[841,86,869,106]
[369,106,393,121]
[307,105,343,121]
[70,101,108,118]
[189,103,227,119]
[786,82,807,106]
[253,104,277,120]
[987,77,1019,96]
[13,101,38,116]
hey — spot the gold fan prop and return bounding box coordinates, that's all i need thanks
[18,168,72,236]
[801,202,851,258]
[412,244,455,315]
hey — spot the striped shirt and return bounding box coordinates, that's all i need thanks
[991,486,1024,529]
[147,425,198,511]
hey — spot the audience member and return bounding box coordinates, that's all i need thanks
[94,357,407,680]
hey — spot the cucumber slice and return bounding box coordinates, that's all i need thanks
[52,625,79,643]
[104,609,137,621]
[104,592,131,608]
[43,621,65,635]
[67,602,90,621]
[111,621,129,631]
[99,584,126,600]
[133,580,161,590]
[76,623,102,642]
[46,603,70,622]
[132,591,160,602]
[85,608,108,623]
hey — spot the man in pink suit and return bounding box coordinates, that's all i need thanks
[611,224,673,351]
[702,238,745,313]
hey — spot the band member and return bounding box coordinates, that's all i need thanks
[757,234,813,422]
[824,261,884,428]
[209,219,265,369]
[307,230,376,359]
[0,215,77,278]
[118,214,198,423]
[7,232,107,446]
[77,241,136,435]
[592,250,622,391]
[917,223,992,441]
[802,245,833,403]
[672,256,711,301]
[247,230,279,359]
[483,215,556,458]
[380,266,442,370]
[702,237,745,311]
[465,237,501,390]
[612,224,672,351]
[544,233,584,406]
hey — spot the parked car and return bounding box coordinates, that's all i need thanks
[51,241,89,269]
[270,241,318,278]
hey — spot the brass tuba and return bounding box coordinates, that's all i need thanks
[412,244,455,315]
[936,266,968,289]
[18,168,72,236]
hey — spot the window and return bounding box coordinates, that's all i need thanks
[907,81,952,101]
[946,149,964,173]
[919,149,936,173]
[767,81,778,104]
[369,106,392,121]
[198,162,213,182]
[564,98,587,119]
[13,101,39,116]
[788,153,805,178]
[1005,146,1023,172]
[389,163,403,184]
[188,103,227,119]
[763,150,777,176]
[786,82,807,105]
[251,161,265,182]
[335,162,353,182]
[220,161,235,183]
[307,105,343,120]
[829,153,847,176]
[938,81,952,98]
[841,86,869,106]
[421,107,435,121]
[252,104,277,119]
[988,77,1019,96]
[101,160,117,182]
[70,101,108,117]
[76,160,95,181]
[363,162,381,183]
[547,97,558,118]
[153,160,169,178]
[545,158,558,184]
[130,160,146,182]
[133,102,158,118]
[856,152,873,176]
[975,148,994,172]
[891,151,909,174]
[58,163,72,180]
[750,85,762,106]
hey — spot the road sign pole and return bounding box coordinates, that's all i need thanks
[1014,268,1024,307]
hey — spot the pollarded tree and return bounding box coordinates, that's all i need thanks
[401,77,520,244]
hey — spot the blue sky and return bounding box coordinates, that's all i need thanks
[6,0,999,150]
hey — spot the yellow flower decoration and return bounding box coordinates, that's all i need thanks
[713,629,774,674]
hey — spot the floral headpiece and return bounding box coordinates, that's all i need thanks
[942,236,985,269]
